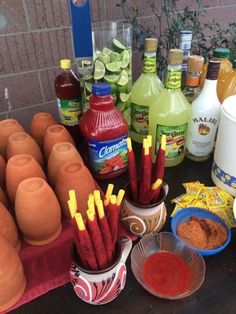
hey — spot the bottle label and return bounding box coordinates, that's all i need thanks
[57,98,81,126]
[143,55,156,74]
[131,103,149,141]
[186,116,218,156]
[155,124,188,159]
[165,70,182,89]
[88,134,128,175]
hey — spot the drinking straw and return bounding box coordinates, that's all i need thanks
[86,209,108,270]
[151,178,163,203]
[75,213,98,270]
[154,134,166,182]
[97,199,113,265]
[126,137,138,202]
[104,184,114,208]
[107,195,119,249]
[139,139,152,205]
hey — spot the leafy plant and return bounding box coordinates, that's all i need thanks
[116,0,236,76]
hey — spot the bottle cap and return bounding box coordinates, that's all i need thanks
[187,55,204,73]
[92,83,111,96]
[233,60,236,69]
[214,48,230,58]
[60,59,71,70]
[180,30,192,42]
[168,49,183,65]
[206,60,220,80]
[144,38,158,52]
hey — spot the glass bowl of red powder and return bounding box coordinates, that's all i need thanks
[131,232,206,300]
[171,207,231,256]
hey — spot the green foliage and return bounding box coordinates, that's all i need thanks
[116,0,236,76]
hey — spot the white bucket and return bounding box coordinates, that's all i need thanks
[211,95,236,196]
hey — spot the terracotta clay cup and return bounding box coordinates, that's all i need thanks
[6,131,44,166]
[55,160,96,219]
[0,119,24,158]
[43,124,75,160]
[0,202,20,252]
[0,154,6,188]
[6,154,46,204]
[0,187,9,208]
[120,182,168,237]
[15,177,62,245]
[30,112,56,148]
[47,142,83,185]
[0,236,26,312]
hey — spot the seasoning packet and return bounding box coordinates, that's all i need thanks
[171,181,235,228]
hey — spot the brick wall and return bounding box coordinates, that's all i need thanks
[0,0,236,129]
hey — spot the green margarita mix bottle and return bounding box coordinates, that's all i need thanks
[149,49,191,167]
[130,38,163,143]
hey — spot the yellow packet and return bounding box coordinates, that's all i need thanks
[206,191,226,209]
[183,183,204,196]
[171,204,184,217]
[171,193,188,205]
[191,199,208,209]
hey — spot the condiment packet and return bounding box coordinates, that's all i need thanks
[170,204,183,217]
[206,191,226,209]
[182,182,204,196]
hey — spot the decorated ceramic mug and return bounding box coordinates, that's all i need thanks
[120,182,168,237]
[70,237,132,305]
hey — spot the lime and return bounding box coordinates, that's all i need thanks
[106,61,122,72]
[117,69,129,86]
[83,74,93,81]
[112,38,126,52]
[110,52,122,62]
[96,53,110,64]
[94,60,105,80]
[82,59,92,67]
[120,93,131,103]
[121,50,130,68]
[104,74,119,83]
[85,82,92,93]
[102,47,112,56]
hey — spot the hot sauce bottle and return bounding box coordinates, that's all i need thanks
[80,83,128,180]
[55,59,82,143]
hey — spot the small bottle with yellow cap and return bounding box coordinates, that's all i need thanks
[149,49,191,167]
[55,59,82,142]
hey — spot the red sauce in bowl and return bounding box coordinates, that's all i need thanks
[143,251,191,297]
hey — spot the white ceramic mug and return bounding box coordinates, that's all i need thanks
[211,95,236,196]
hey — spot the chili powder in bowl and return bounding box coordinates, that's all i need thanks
[131,232,205,300]
[171,207,231,256]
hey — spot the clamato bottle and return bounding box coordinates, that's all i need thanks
[186,60,221,161]
[80,83,128,180]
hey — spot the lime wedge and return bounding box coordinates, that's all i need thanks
[85,82,92,93]
[96,53,110,64]
[117,69,129,86]
[112,38,126,51]
[102,47,112,56]
[120,92,131,103]
[110,52,122,62]
[82,60,92,67]
[121,50,130,68]
[94,60,105,80]
[106,61,122,72]
[104,74,119,83]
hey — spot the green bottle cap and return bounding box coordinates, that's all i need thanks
[233,60,236,69]
[214,48,230,58]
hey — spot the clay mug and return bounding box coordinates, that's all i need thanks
[30,112,56,148]
[47,142,83,185]
[43,124,75,160]
[6,131,44,166]
[0,187,9,208]
[0,119,24,158]
[6,154,46,204]
[120,182,168,237]
[0,154,6,188]
[55,160,95,219]
[15,177,62,245]
[0,236,26,312]
[0,202,20,252]
[70,237,132,305]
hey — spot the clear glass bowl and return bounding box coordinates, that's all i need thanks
[131,232,206,300]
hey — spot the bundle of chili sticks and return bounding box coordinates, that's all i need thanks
[67,185,125,271]
[126,134,166,205]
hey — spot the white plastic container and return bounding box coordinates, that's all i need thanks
[211,95,236,196]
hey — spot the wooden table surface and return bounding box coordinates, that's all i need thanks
[12,144,236,314]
